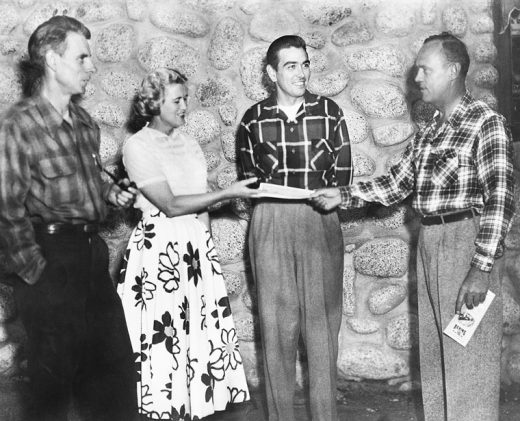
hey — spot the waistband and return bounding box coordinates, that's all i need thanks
[421,209,476,226]
[33,222,100,235]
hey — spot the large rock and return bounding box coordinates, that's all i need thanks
[301,31,327,49]
[346,318,380,334]
[74,1,124,22]
[473,39,497,63]
[421,0,437,25]
[372,122,415,147]
[353,153,376,177]
[343,110,369,144]
[0,4,20,35]
[0,342,19,375]
[470,13,494,34]
[234,313,257,342]
[0,285,16,322]
[386,313,419,350]
[344,45,407,77]
[411,99,436,128]
[203,150,220,172]
[351,81,407,118]
[375,6,415,37]
[95,24,135,63]
[301,0,351,26]
[337,342,409,380]
[126,0,147,21]
[249,8,299,42]
[308,69,349,97]
[372,204,416,230]
[137,37,200,78]
[183,0,235,14]
[223,271,244,296]
[472,65,499,88]
[99,131,122,164]
[149,3,209,37]
[92,102,126,128]
[208,17,243,70]
[308,49,329,73]
[211,217,247,264]
[181,110,220,146]
[343,263,356,316]
[442,7,467,36]
[240,47,269,102]
[100,70,141,101]
[331,19,373,46]
[23,2,70,34]
[368,284,408,315]
[221,128,237,162]
[503,290,520,335]
[216,165,239,190]
[354,238,410,277]
[218,103,237,127]
[195,76,236,108]
[0,67,21,104]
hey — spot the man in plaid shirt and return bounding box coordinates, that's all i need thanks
[312,33,514,421]
[0,16,137,420]
[238,35,352,421]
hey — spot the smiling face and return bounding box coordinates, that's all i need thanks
[52,31,96,96]
[156,83,189,132]
[267,46,310,105]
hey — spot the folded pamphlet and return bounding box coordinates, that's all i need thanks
[256,183,314,200]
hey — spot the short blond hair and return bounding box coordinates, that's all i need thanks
[134,68,187,119]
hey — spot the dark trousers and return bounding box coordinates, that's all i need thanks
[11,230,137,421]
[249,202,344,421]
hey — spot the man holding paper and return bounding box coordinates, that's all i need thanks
[311,33,514,421]
[238,35,353,421]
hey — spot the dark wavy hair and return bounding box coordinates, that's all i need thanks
[423,32,470,78]
[19,15,91,97]
[265,35,307,71]
[134,68,188,120]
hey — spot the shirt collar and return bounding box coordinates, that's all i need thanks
[33,95,95,134]
[258,90,322,120]
[432,91,473,130]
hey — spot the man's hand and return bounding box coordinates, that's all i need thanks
[310,187,342,211]
[107,179,137,208]
[455,266,491,313]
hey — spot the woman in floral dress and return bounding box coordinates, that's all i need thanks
[117,68,257,420]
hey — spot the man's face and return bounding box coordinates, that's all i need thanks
[414,41,454,106]
[159,83,188,130]
[267,47,310,103]
[53,31,96,96]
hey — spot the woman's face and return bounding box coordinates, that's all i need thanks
[158,83,188,130]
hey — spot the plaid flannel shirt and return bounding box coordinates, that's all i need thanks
[238,91,353,190]
[0,95,110,284]
[340,92,514,272]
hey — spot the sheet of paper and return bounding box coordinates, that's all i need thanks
[443,290,495,347]
[256,183,314,200]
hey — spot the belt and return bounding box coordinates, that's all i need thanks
[421,209,476,226]
[33,222,100,235]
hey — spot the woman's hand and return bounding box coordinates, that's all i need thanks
[225,177,261,199]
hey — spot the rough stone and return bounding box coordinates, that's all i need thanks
[346,318,380,334]
[216,165,239,190]
[301,0,351,26]
[239,0,261,15]
[126,0,147,21]
[0,67,21,104]
[208,17,243,70]
[343,110,369,144]
[92,102,126,128]
[351,81,407,118]
[99,131,122,164]
[385,151,406,173]
[308,69,349,97]
[372,122,415,147]
[182,0,235,14]
[421,0,437,25]
[230,198,253,221]
[372,204,415,229]
[221,128,237,162]
[137,36,200,78]
[234,314,256,342]
[472,65,499,88]
[476,91,498,110]
[100,70,141,100]
[240,47,269,102]
[0,4,20,35]
[343,263,356,316]
[301,31,327,49]
[368,284,408,315]
[0,285,16,322]
[242,281,257,310]
[249,8,299,42]
[442,7,467,36]
[411,31,438,55]
[337,342,409,380]
[0,325,8,343]
[223,271,243,296]
[308,49,329,73]
[469,0,491,13]
[386,313,419,350]
[195,76,236,108]
[473,39,497,63]
[23,2,70,35]
[95,24,135,63]
[503,290,520,335]
[375,7,415,37]
[331,19,373,47]
[338,207,367,232]
[507,352,520,384]
[74,1,124,23]
[17,0,37,7]
[0,342,19,375]
[150,3,209,38]
[354,238,410,277]
[470,13,494,34]
[353,153,376,177]
[218,103,237,126]
[411,99,436,128]
[203,150,221,171]
[211,216,247,264]
[0,38,22,56]
[182,110,220,146]
[344,46,406,77]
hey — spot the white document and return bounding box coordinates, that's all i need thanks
[443,290,495,347]
[256,183,314,200]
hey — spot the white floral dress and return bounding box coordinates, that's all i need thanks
[117,127,249,420]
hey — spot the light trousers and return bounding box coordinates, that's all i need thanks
[248,201,344,421]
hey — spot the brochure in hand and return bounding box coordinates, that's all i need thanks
[256,183,314,200]
[443,290,495,347]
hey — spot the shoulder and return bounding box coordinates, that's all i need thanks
[0,97,38,129]
[305,92,343,118]
[240,95,275,122]
[123,128,154,154]
[464,97,507,130]
[70,101,99,130]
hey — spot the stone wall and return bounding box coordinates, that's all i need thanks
[1,0,519,391]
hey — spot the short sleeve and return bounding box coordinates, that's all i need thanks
[122,135,166,188]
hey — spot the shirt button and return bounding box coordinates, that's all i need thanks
[291,148,296,153]
[290,127,294,132]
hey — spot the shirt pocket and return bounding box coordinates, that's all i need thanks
[39,155,83,206]
[253,141,279,177]
[431,148,458,187]
[310,138,334,171]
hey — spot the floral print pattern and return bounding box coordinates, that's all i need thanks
[158,242,181,292]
